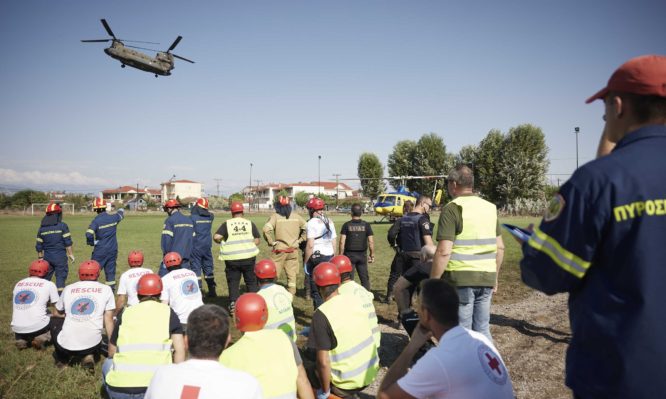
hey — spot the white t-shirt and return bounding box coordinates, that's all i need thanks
[160,268,204,324]
[145,358,263,399]
[306,216,337,256]
[55,281,115,351]
[117,267,153,306]
[397,326,514,399]
[11,277,59,334]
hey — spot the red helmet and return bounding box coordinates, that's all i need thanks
[29,259,50,277]
[128,250,144,267]
[234,293,268,332]
[79,260,101,281]
[306,197,325,211]
[254,259,277,279]
[137,274,163,296]
[92,198,107,210]
[163,199,181,210]
[278,196,289,206]
[230,201,244,214]
[196,198,209,209]
[163,252,182,268]
[313,262,341,287]
[45,203,62,214]
[330,255,352,274]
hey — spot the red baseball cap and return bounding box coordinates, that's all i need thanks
[586,55,666,104]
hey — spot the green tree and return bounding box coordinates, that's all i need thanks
[294,191,313,208]
[229,192,244,203]
[357,152,385,200]
[387,140,417,190]
[456,145,478,167]
[412,133,448,195]
[475,129,505,203]
[11,190,48,208]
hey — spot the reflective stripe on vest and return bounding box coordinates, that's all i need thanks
[219,218,259,261]
[258,284,297,342]
[447,196,498,273]
[105,301,173,388]
[338,281,380,348]
[318,294,379,390]
[219,329,297,399]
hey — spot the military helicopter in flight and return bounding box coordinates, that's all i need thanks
[82,19,194,77]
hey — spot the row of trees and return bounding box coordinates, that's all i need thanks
[0,190,94,211]
[356,124,550,213]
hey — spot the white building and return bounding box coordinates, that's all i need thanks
[248,181,355,210]
[160,179,203,204]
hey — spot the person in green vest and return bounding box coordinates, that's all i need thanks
[103,273,186,398]
[219,293,313,399]
[254,258,297,342]
[306,262,379,399]
[430,164,505,341]
[329,255,380,349]
[214,201,261,312]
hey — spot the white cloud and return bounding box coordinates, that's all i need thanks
[0,168,110,186]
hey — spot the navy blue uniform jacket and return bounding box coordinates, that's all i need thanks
[161,210,194,260]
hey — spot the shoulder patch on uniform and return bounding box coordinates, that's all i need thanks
[544,194,565,222]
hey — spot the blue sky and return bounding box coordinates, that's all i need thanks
[1,0,664,195]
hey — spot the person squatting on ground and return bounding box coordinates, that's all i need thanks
[86,198,124,293]
[145,304,263,399]
[160,252,204,330]
[220,293,314,399]
[214,201,260,311]
[190,197,218,295]
[52,260,115,370]
[262,195,307,296]
[377,279,514,399]
[35,202,75,293]
[115,250,153,316]
[11,259,59,350]
[255,258,297,342]
[330,255,380,349]
[431,165,504,342]
[159,199,195,277]
[338,203,375,291]
[306,262,379,399]
[304,197,337,309]
[103,273,186,398]
[393,244,436,336]
[385,200,414,303]
[519,55,666,399]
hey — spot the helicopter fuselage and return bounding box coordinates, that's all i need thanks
[104,41,173,76]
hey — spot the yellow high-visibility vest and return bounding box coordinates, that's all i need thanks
[447,196,498,275]
[338,281,380,348]
[220,329,298,399]
[219,218,259,261]
[318,294,379,390]
[105,300,173,388]
[257,284,296,342]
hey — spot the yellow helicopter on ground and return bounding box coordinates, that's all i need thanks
[82,19,194,77]
[373,175,446,222]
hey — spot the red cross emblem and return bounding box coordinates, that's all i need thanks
[485,353,502,376]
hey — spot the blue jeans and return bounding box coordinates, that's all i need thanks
[305,254,333,309]
[102,358,147,399]
[457,287,493,341]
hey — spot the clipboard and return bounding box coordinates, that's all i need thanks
[501,223,532,242]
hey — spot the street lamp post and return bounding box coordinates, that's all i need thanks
[318,155,322,195]
[574,127,580,169]
[249,162,253,213]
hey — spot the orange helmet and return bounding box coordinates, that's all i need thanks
[230,201,244,214]
[128,250,144,267]
[234,293,268,332]
[29,259,50,277]
[313,262,340,287]
[92,198,107,210]
[163,199,181,210]
[278,196,289,206]
[254,259,277,279]
[79,260,101,281]
[163,252,182,268]
[45,202,62,214]
[306,197,325,211]
[137,274,162,296]
[196,198,209,209]
[330,255,352,274]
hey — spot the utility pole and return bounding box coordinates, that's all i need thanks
[318,155,322,195]
[332,173,341,208]
[249,163,253,213]
[214,178,222,197]
[574,127,580,169]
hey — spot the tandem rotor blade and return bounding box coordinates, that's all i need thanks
[167,36,182,52]
[125,45,160,52]
[101,19,116,39]
[81,39,111,43]
[172,54,195,64]
[119,39,161,45]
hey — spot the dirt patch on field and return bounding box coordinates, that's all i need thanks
[360,291,571,399]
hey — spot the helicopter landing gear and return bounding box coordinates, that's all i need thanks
[121,64,125,68]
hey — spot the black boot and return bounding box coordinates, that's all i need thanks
[205,277,217,298]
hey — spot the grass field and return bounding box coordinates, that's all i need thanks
[0,211,538,399]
